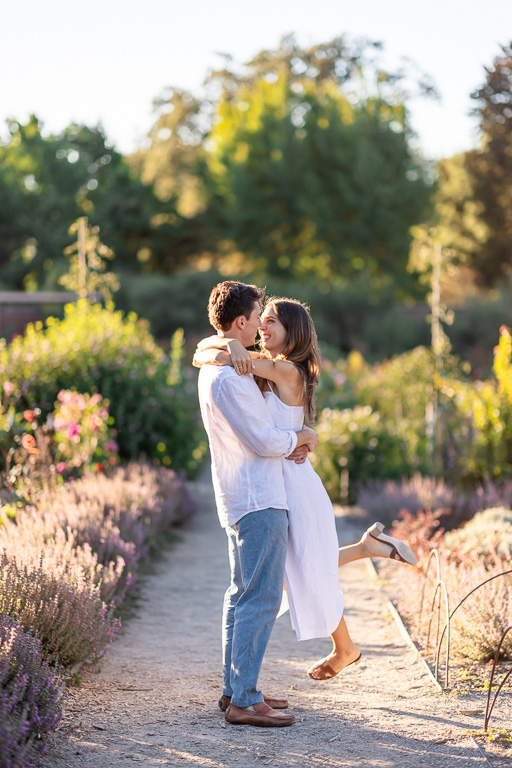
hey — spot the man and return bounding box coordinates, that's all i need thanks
[197,281,318,728]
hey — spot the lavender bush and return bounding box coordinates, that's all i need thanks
[68,462,196,538]
[0,552,120,667]
[359,474,512,532]
[0,506,130,605]
[356,474,456,526]
[444,507,512,560]
[397,550,512,662]
[0,463,196,609]
[394,504,512,663]
[0,460,195,763]
[0,615,62,768]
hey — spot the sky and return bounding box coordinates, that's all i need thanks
[2,0,512,160]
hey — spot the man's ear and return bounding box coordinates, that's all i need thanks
[234,315,245,330]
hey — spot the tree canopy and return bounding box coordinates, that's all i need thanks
[466,42,512,285]
[0,117,191,288]
[134,35,434,291]
[0,35,436,295]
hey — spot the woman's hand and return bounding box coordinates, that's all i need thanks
[227,340,254,376]
[196,335,232,351]
[193,349,232,368]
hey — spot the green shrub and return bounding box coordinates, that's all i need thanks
[0,301,206,475]
[315,350,367,412]
[448,283,512,375]
[355,346,435,429]
[320,342,512,487]
[311,405,416,501]
[437,328,512,484]
[315,347,443,481]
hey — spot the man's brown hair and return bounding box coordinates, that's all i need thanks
[208,281,264,331]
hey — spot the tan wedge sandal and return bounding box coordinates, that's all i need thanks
[367,522,417,565]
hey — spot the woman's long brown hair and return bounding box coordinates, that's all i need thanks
[262,297,321,424]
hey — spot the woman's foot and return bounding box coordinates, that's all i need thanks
[360,522,417,565]
[307,646,361,680]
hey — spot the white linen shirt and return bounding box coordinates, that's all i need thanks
[198,365,298,528]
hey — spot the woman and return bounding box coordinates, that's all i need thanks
[194,297,416,680]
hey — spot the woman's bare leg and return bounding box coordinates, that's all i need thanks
[307,526,415,679]
[337,539,369,566]
[307,616,360,680]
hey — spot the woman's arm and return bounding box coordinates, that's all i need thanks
[193,349,233,368]
[196,335,234,351]
[227,340,300,388]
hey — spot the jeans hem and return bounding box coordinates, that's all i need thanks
[231,693,264,708]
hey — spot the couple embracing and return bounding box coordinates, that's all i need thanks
[195,281,416,728]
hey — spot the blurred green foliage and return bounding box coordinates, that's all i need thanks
[313,328,512,500]
[0,117,192,289]
[466,43,512,286]
[115,269,225,340]
[0,301,206,475]
[311,405,414,500]
[439,325,512,484]
[1,38,511,371]
[1,36,436,296]
[200,76,430,289]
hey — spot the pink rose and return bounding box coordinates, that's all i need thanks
[67,423,80,439]
[3,381,14,396]
[55,462,67,473]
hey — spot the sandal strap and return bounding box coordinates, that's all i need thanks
[310,663,337,680]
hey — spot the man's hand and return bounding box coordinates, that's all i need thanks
[286,444,310,464]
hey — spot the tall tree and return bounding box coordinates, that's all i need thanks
[199,36,434,291]
[0,117,192,287]
[409,152,489,292]
[467,42,512,285]
[0,116,83,288]
[130,88,206,215]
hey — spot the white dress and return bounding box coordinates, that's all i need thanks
[264,388,345,641]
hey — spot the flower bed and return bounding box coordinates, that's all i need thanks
[0,462,195,767]
[0,615,63,768]
[390,506,512,667]
[0,301,206,476]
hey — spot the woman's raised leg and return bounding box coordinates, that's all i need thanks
[338,522,416,567]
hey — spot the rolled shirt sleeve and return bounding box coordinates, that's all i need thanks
[215,375,298,458]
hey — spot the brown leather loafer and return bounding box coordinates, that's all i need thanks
[225,701,296,727]
[218,694,289,712]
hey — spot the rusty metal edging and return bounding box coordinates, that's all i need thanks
[364,558,443,692]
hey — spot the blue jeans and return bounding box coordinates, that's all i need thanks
[222,508,288,708]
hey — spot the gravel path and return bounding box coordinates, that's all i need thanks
[46,472,511,768]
